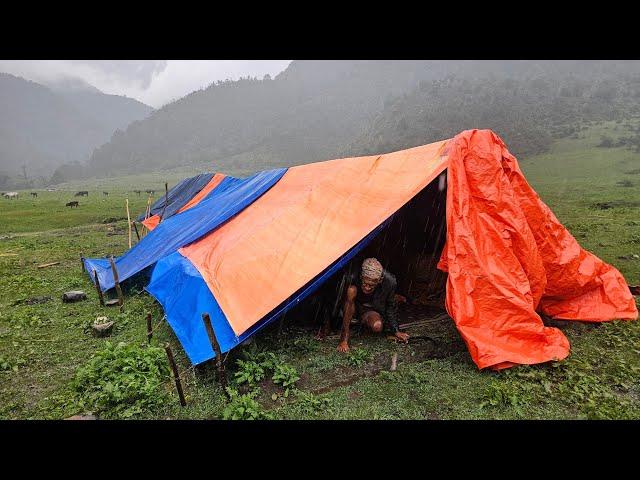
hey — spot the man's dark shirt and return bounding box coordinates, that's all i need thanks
[346,270,400,333]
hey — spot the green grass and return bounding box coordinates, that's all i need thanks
[0,120,638,419]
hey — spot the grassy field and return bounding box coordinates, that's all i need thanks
[0,121,639,420]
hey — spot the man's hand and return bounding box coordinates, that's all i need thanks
[394,331,410,343]
[337,341,350,353]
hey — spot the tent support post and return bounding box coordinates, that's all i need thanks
[159,182,168,223]
[202,312,227,392]
[93,269,105,307]
[165,344,186,407]
[133,221,141,242]
[80,253,85,272]
[146,312,153,344]
[109,255,124,310]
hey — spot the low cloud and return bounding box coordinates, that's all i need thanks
[0,60,291,108]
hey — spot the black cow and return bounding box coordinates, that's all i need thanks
[30,192,38,198]
[134,190,142,195]
[145,189,155,195]
[74,191,89,197]
[103,191,109,196]
[66,201,79,208]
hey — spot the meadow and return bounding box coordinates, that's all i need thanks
[0,121,638,420]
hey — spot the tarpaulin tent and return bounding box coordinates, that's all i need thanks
[84,129,638,370]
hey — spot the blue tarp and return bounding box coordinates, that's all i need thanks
[147,218,392,364]
[84,168,287,291]
[135,173,214,222]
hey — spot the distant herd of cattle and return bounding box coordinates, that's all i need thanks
[1,189,158,207]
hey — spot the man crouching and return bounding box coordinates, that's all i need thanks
[318,257,410,352]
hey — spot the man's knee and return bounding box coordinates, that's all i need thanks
[363,311,383,332]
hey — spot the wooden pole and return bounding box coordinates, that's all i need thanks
[93,269,105,307]
[146,312,153,344]
[125,198,132,249]
[80,253,85,272]
[159,182,168,223]
[132,221,141,242]
[202,312,227,389]
[109,255,124,310]
[164,344,186,407]
[145,195,152,220]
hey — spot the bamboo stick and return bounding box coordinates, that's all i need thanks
[37,262,60,269]
[125,198,132,249]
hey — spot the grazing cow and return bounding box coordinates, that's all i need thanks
[30,192,38,198]
[74,191,89,197]
[66,201,79,208]
[103,191,109,196]
[4,192,18,199]
[133,190,141,195]
[145,189,155,195]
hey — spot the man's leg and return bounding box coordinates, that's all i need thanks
[337,285,358,352]
[361,310,383,333]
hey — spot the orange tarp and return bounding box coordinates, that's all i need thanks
[437,129,638,370]
[142,214,160,231]
[181,141,448,335]
[141,174,226,232]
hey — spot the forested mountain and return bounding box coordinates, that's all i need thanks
[87,60,640,179]
[0,73,152,188]
[88,61,440,176]
[346,61,640,158]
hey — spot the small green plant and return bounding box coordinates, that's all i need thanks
[347,347,371,367]
[72,342,169,419]
[480,379,529,410]
[272,363,300,396]
[291,390,331,417]
[0,355,16,372]
[233,359,266,386]
[222,388,272,420]
[292,336,320,354]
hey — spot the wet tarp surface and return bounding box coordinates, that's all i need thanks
[437,129,638,370]
[181,141,448,336]
[136,173,214,222]
[141,173,228,231]
[84,169,286,291]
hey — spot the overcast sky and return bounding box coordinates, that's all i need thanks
[0,60,292,108]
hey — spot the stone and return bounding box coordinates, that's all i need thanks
[62,291,87,303]
[92,317,114,337]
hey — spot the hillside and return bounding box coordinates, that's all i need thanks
[0,73,152,187]
[86,60,640,178]
[346,62,640,158]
